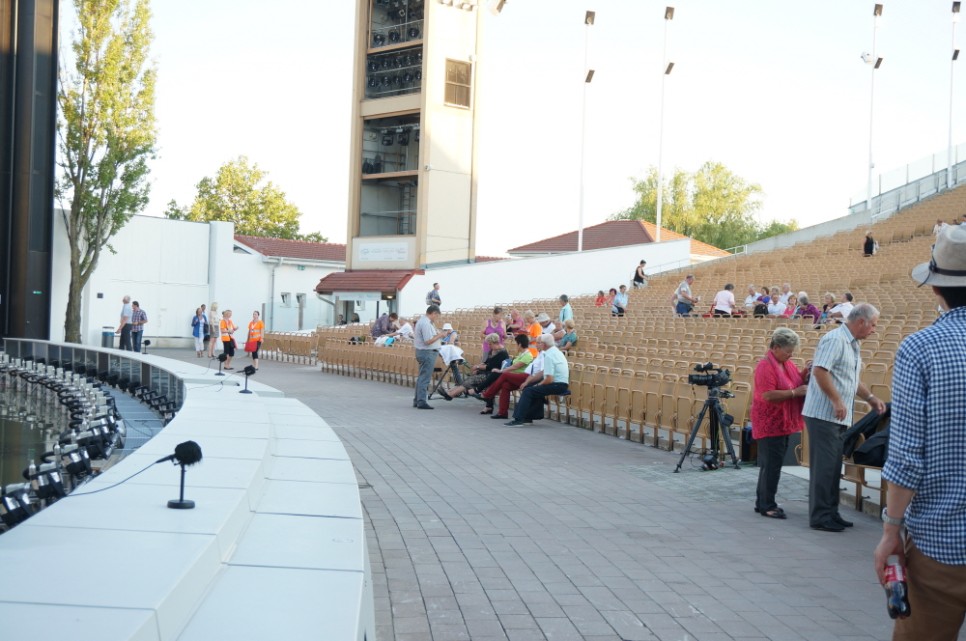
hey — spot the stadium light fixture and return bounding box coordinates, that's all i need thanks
[656,6,675,242]
[578,9,596,253]
[949,2,961,189]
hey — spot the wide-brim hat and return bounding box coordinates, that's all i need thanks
[442,323,454,330]
[535,313,551,323]
[912,225,966,287]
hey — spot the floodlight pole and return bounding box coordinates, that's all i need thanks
[578,10,595,253]
[866,4,883,215]
[948,2,961,190]
[656,6,674,243]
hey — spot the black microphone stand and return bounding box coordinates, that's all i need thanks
[167,464,195,509]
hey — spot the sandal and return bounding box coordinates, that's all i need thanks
[761,509,787,519]
[439,389,453,401]
[480,407,493,415]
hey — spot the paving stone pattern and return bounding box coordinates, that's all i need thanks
[159,349,961,641]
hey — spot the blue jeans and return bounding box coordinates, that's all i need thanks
[414,349,438,404]
[675,302,693,316]
[512,382,569,421]
[132,331,143,353]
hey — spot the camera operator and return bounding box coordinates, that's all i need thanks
[751,328,810,519]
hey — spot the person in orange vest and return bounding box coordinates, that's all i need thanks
[247,310,265,370]
[220,309,238,370]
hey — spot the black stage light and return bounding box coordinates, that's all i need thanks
[367,60,378,72]
[380,56,392,70]
[415,70,422,81]
[158,441,204,510]
[381,130,394,145]
[0,486,33,528]
[398,130,409,145]
[403,72,414,84]
[240,365,256,394]
[372,33,386,46]
[408,27,420,39]
[388,29,400,43]
[367,76,378,90]
[34,468,66,501]
[63,446,93,478]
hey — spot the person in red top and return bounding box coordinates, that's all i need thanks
[247,310,265,371]
[751,327,811,519]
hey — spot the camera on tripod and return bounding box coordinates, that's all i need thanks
[687,362,732,390]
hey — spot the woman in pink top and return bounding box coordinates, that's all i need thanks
[751,328,811,519]
[480,306,507,359]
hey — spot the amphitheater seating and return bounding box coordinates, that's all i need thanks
[260,184,964,467]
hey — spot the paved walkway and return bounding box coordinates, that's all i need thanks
[158,349,927,641]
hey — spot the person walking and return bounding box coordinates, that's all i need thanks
[208,303,221,358]
[873,226,966,640]
[116,295,133,350]
[246,310,265,371]
[674,275,699,316]
[130,301,148,353]
[802,303,886,532]
[633,259,648,288]
[191,308,206,357]
[220,309,237,370]
[413,305,451,410]
[751,328,810,519]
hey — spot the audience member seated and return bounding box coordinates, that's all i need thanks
[505,335,569,427]
[827,292,854,323]
[713,283,737,317]
[480,335,541,419]
[594,290,607,307]
[796,295,822,324]
[934,218,948,235]
[535,312,554,335]
[386,316,415,341]
[556,319,578,352]
[758,286,771,304]
[767,287,787,316]
[371,312,398,339]
[440,323,460,346]
[507,308,526,335]
[612,285,629,317]
[480,306,506,359]
[779,283,793,304]
[439,334,509,406]
[781,295,798,318]
[744,284,759,309]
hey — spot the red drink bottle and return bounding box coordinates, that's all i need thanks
[884,555,911,620]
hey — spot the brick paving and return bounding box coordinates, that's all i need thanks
[159,349,955,641]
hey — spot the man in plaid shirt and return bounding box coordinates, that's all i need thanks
[130,301,148,353]
[874,226,966,640]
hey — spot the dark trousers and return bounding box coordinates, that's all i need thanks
[132,331,143,353]
[512,382,569,421]
[119,324,133,351]
[755,434,790,513]
[805,416,846,526]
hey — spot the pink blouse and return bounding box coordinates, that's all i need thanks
[751,351,805,439]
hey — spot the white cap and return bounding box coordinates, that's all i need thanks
[442,323,453,331]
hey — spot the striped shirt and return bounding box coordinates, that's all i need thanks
[883,306,966,565]
[802,323,862,426]
[414,315,439,351]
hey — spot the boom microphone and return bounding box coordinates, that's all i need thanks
[156,440,203,466]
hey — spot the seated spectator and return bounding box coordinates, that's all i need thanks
[505,335,569,427]
[819,292,835,321]
[439,334,509,403]
[863,231,877,257]
[934,218,948,235]
[767,287,786,316]
[388,317,415,341]
[612,285,628,317]
[480,335,540,418]
[507,308,526,335]
[440,322,460,346]
[827,292,854,323]
[781,295,798,318]
[744,284,759,309]
[796,295,822,324]
[480,307,506,359]
[535,312,554,335]
[556,319,578,352]
[779,283,793,304]
[713,284,737,317]
[523,311,541,340]
[371,312,398,338]
[594,290,607,307]
[606,288,617,313]
[757,286,771,305]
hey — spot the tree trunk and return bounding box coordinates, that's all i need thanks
[63,255,85,344]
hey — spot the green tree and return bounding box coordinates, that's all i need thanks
[611,161,797,249]
[57,0,157,343]
[166,156,325,241]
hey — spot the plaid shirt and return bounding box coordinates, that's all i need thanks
[130,309,147,332]
[883,306,966,565]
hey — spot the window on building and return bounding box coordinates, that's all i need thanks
[281,292,292,307]
[444,59,472,108]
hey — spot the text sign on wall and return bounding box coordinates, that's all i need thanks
[336,292,382,301]
[358,242,409,262]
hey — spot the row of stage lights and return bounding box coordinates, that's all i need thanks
[0,354,177,531]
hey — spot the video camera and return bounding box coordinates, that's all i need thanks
[687,362,732,390]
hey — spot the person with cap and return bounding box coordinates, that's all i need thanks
[412,305,451,410]
[535,312,554,336]
[802,302,885,532]
[440,322,460,346]
[874,225,966,640]
[612,284,629,317]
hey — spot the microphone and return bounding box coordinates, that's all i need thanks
[156,440,203,466]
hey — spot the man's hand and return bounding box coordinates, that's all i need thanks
[833,399,847,421]
[873,528,904,585]
[870,396,887,416]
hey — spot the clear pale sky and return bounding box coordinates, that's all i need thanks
[61,0,964,256]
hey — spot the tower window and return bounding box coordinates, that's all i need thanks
[444,59,472,108]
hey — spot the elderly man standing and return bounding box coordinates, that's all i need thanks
[674,275,699,316]
[802,303,886,532]
[413,305,451,410]
[116,295,133,350]
[873,226,966,640]
[505,334,569,427]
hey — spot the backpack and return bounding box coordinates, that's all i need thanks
[853,428,889,467]
[753,303,769,318]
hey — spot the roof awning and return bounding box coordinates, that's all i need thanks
[314,270,423,297]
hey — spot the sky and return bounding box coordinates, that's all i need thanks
[61,0,965,257]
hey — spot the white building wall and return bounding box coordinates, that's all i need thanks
[395,238,692,318]
[49,211,342,345]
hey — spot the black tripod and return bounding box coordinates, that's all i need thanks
[674,387,741,472]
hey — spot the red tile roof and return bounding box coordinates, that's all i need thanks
[506,220,729,258]
[234,235,346,262]
[315,270,423,295]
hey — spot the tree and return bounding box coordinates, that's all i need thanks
[166,156,326,241]
[611,161,797,250]
[57,0,157,343]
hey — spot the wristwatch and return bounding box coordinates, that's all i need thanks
[881,507,904,527]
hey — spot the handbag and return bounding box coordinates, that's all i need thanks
[244,339,257,352]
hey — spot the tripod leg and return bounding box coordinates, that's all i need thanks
[674,400,709,472]
[714,401,742,469]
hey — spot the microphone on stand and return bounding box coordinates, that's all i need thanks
[161,441,203,510]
